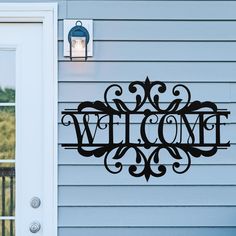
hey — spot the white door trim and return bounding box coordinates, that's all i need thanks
[0,3,58,236]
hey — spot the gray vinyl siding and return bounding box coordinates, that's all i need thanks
[59,1,236,235]
[58,228,236,236]
[1,0,236,235]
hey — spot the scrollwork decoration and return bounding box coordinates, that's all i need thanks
[61,77,230,181]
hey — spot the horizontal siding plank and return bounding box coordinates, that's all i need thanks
[59,62,236,82]
[58,145,236,165]
[58,82,235,102]
[58,41,236,61]
[58,186,236,206]
[67,1,236,20]
[58,165,236,185]
[59,206,236,226]
[58,20,236,41]
[59,227,236,236]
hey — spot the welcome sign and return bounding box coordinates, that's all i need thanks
[61,78,230,181]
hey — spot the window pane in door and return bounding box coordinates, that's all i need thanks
[0,220,15,236]
[0,163,15,217]
[0,50,15,103]
[0,107,15,160]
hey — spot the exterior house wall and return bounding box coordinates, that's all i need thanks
[1,1,236,235]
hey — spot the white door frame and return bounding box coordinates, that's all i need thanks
[0,3,58,236]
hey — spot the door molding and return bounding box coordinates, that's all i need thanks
[0,3,58,236]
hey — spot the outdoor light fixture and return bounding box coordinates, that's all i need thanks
[64,20,93,61]
[68,21,89,60]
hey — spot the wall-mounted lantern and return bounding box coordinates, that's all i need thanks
[64,20,93,61]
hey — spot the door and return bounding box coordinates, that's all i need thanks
[0,20,56,236]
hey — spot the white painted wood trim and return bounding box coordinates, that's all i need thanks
[0,216,15,220]
[0,3,58,236]
[0,103,15,106]
[0,160,15,163]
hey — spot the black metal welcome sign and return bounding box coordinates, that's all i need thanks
[61,77,230,181]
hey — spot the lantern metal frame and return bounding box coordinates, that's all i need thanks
[68,20,90,61]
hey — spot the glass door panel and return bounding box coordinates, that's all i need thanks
[0,107,15,160]
[0,50,15,236]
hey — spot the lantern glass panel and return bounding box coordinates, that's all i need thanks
[71,36,86,58]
